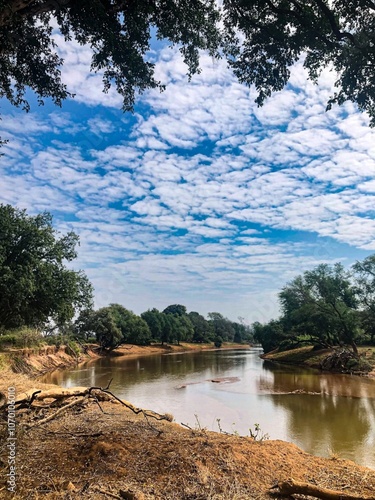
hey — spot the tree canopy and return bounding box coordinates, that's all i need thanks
[1,0,375,125]
[76,303,152,349]
[254,256,375,354]
[0,204,93,330]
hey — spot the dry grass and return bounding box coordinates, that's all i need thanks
[1,394,375,500]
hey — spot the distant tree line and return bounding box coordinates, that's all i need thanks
[74,303,254,350]
[253,258,375,354]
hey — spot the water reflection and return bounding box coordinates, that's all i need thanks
[260,360,375,466]
[41,348,375,468]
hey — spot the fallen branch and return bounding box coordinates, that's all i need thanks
[26,396,86,428]
[92,486,122,499]
[88,383,173,422]
[6,380,172,434]
[271,479,375,500]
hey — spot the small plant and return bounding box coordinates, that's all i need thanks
[249,423,269,442]
[66,340,80,357]
[329,450,340,461]
[216,418,232,435]
[231,423,239,436]
[194,414,207,433]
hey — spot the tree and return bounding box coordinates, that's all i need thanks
[352,255,375,344]
[223,0,375,125]
[105,303,151,345]
[125,315,152,346]
[160,313,176,345]
[188,311,214,343]
[141,308,165,342]
[163,304,188,316]
[76,303,152,347]
[279,263,360,352]
[1,0,375,129]
[0,204,93,330]
[252,319,286,353]
[0,0,220,118]
[214,336,223,348]
[81,307,122,350]
[175,315,194,344]
[208,312,235,342]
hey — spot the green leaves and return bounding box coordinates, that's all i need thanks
[2,0,375,125]
[0,204,93,330]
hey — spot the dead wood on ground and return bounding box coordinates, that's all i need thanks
[271,478,375,500]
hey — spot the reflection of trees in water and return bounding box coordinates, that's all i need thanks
[260,360,375,399]
[269,392,374,459]
[45,349,248,390]
[258,360,375,462]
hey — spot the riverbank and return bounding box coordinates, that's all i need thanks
[2,344,375,499]
[262,345,375,377]
[0,342,251,381]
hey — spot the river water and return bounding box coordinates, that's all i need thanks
[42,347,375,469]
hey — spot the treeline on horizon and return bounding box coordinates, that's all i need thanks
[74,303,254,349]
[254,258,375,355]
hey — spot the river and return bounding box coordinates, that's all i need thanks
[42,347,375,469]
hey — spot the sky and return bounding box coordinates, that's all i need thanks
[1,34,375,324]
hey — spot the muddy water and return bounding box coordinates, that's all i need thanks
[42,348,375,468]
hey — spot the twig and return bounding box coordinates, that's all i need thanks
[92,395,106,414]
[181,422,194,431]
[3,390,42,410]
[88,386,171,422]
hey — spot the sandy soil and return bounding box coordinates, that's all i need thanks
[1,346,375,499]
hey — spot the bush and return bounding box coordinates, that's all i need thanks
[0,333,19,348]
[66,340,80,357]
[214,336,223,348]
[0,328,43,349]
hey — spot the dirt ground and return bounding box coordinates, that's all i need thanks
[1,349,375,500]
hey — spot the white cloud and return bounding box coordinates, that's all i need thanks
[1,43,375,322]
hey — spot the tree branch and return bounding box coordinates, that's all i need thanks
[271,478,375,500]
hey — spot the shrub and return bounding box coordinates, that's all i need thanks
[0,333,19,348]
[214,336,223,348]
[0,328,43,349]
[66,340,80,357]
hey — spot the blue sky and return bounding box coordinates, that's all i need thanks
[1,36,375,324]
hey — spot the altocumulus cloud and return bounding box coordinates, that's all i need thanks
[1,42,375,322]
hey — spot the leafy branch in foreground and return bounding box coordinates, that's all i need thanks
[1,0,375,127]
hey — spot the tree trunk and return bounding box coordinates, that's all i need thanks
[351,341,358,355]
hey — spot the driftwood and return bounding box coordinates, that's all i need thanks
[271,479,375,500]
[4,380,172,433]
